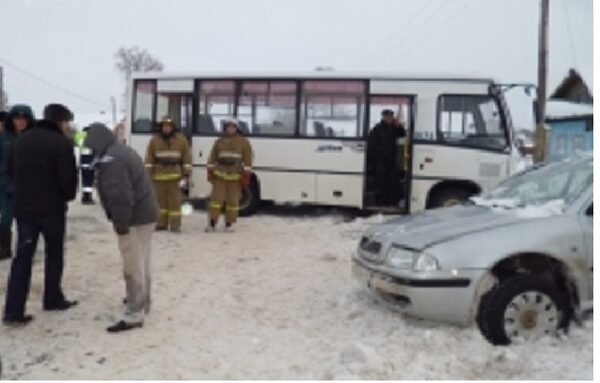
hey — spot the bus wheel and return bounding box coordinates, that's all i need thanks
[429,187,472,209]
[239,180,260,217]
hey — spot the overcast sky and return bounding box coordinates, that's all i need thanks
[0,0,593,127]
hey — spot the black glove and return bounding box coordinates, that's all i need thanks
[115,224,130,236]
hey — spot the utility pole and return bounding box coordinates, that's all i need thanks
[0,66,4,110]
[110,96,117,125]
[534,0,549,163]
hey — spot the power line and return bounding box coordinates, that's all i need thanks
[562,0,579,68]
[354,0,437,70]
[376,0,472,70]
[369,0,457,70]
[0,56,109,108]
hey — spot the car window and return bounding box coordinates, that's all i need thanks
[481,156,593,206]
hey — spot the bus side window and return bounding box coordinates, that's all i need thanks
[196,81,236,134]
[238,81,297,136]
[438,95,508,151]
[132,80,156,134]
[300,81,365,139]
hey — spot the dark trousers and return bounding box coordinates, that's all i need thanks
[0,192,13,229]
[375,165,399,206]
[80,154,95,194]
[4,215,66,316]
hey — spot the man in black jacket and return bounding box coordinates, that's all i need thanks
[367,109,406,206]
[3,104,78,325]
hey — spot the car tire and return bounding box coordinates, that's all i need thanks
[477,274,569,345]
[428,187,472,209]
[239,179,260,217]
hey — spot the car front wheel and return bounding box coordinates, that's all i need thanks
[477,274,569,345]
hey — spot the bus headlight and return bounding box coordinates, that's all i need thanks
[413,253,440,272]
[385,246,416,269]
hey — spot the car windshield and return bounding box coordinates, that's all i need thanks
[475,155,593,207]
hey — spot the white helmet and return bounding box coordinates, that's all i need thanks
[222,118,240,131]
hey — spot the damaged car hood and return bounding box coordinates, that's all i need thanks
[369,204,554,251]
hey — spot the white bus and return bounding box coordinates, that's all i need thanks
[127,71,524,215]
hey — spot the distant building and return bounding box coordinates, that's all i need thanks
[550,69,593,104]
[545,69,593,161]
[546,100,593,161]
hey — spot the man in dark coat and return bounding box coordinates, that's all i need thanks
[367,109,406,206]
[85,123,158,333]
[3,104,78,325]
[0,105,36,260]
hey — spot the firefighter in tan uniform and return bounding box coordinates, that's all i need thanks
[206,119,253,232]
[144,117,192,232]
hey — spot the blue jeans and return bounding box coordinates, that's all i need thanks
[4,215,66,316]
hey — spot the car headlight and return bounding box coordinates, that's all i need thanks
[385,246,416,269]
[413,253,440,272]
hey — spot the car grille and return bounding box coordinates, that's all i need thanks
[359,236,384,263]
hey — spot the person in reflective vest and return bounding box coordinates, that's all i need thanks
[144,117,192,233]
[205,119,253,233]
[74,127,95,204]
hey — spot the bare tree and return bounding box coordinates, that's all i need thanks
[114,46,164,112]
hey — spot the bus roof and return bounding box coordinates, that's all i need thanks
[131,71,496,83]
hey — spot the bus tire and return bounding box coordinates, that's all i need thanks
[239,179,260,217]
[428,187,472,209]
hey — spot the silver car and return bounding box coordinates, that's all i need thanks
[353,154,593,345]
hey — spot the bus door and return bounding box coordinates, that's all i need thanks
[366,95,414,212]
[155,80,194,196]
[155,79,194,140]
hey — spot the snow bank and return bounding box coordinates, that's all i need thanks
[512,199,565,218]
[0,203,591,379]
[472,197,565,219]
[470,197,519,209]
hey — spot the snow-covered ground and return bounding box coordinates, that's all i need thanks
[0,203,592,379]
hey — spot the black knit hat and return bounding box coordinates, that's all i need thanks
[43,103,74,123]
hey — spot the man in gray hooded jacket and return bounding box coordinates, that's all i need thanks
[84,123,158,333]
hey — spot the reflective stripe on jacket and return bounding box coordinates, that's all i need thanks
[144,133,192,181]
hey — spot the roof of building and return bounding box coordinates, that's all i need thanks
[546,99,594,121]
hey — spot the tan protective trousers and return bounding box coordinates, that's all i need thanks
[154,180,182,230]
[209,178,241,224]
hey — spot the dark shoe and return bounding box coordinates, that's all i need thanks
[3,314,34,326]
[44,300,78,311]
[106,320,143,333]
[81,193,95,205]
[155,226,167,232]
